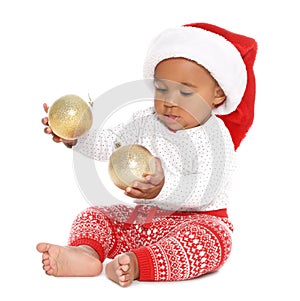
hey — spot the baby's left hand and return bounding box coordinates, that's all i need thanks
[124,157,164,199]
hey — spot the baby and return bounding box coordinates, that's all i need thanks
[37,23,257,287]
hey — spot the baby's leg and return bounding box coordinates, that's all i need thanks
[36,243,102,277]
[105,252,139,287]
[129,214,233,282]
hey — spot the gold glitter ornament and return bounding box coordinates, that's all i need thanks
[109,144,156,189]
[48,94,93,140]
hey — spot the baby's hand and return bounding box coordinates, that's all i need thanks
[42,103,77,148]
[125,158,164,199]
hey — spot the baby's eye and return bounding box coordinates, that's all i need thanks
[180,90,194,96]
[155,87,168,93]
[154,82,168,93]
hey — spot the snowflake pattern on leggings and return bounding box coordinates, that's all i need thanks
[68,205,233,281]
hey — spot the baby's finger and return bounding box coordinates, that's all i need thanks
[42,116,49,125]
[144,175,161,186]
[52,135,63,143]
[43,103,49,113]
[132,181,154,191]
[153,157,164,174]
[143,158,164,185]
[124,187,144,198]
[44,126,52,134]
[63,139,77,148]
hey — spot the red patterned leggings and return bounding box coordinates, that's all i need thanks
[68,205,233,281]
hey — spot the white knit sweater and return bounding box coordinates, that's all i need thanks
[74,107,236,212]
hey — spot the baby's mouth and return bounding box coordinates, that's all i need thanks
[164,114,180,122]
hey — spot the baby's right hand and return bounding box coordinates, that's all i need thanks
[42,103,77,148]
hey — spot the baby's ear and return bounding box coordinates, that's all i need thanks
[213,86,226,106]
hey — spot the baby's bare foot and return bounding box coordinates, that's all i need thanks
[36,242,102,277]
[105,252,139,287]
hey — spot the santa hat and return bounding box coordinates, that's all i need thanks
[143,23,257,150]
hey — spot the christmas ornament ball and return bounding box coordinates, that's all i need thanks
[48,94,93,140]
[109,144,156,189]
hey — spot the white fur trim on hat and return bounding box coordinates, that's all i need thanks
[143,26,247,115]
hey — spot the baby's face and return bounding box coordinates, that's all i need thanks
[153,58,224,131]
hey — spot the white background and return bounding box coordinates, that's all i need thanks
[1,0,299,300]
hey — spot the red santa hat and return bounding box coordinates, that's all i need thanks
[143,22,257,150]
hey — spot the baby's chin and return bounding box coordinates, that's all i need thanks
[158,116,184,132]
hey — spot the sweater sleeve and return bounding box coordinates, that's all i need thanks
[73,107,155,161]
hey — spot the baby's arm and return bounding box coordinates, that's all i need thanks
[73,107,155,161]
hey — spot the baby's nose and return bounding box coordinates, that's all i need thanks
[163,91,180,106]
